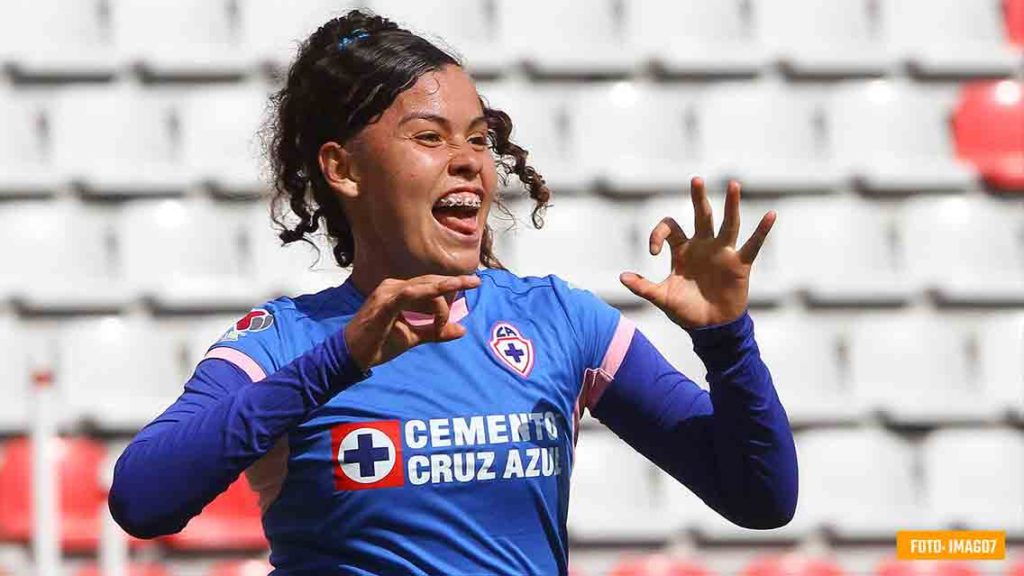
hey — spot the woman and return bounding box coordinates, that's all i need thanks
[109,9,797,575]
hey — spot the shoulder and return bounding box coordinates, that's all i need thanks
[477,268,584,300]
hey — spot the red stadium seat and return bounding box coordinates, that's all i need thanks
[1008,558,1024,576]
[207,559,274,576]
[608,555,714,576]
[877,558,980,576]
[162,476,266,551]
[76,564,171,576]
[743,554,845,576]
[953,80,1024,192]
[0,437,107,551]
[1007,0,1024,47]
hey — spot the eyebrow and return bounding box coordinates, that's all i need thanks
[398,112,488,129]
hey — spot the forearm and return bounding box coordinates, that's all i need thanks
[109,329,368,538]
[589,312,798,529]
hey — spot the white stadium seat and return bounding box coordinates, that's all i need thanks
[774,196,911,305]
[477,82,587,191]
[0,0,116,78]
[0,201,128,311]
[50,87,186,196]
[120,199,259,311]
[795,427,925,537]
[831,80,975,192]
[371,0,507,75]
[245,203,350,299]
[630,0,765,75]
[112,0,248,78]
[241,0,357,71]
[697,82,840,192]
[760,0,891,75]
[846,312,1000,424]
[901,195,1024,305]
[923,428,1024,535]
[58,316,186,430]
[506,196,638,305]
[0,318,30,432]
[635,194,786,306]
[180,85,270,196]
[568,430,672,541]
[499,0,637,75]
[751,312,858,425]
[575,82,701,193]
[975,313,1024,420]
[884,0,1022,76]
[0,91,58,194]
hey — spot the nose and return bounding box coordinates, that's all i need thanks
[448,142,483,179]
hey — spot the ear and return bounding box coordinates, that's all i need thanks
[318,141,361,199]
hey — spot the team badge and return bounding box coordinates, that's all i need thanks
[331,420,405,491]
[489,322,535,378]
[218,308,274,342]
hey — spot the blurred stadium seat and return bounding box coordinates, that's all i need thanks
[953,80,1024,192]
[742,554,846,576]
[0,318,30,432]
[568,430,672,541]
[120,199,259,311]
[607,554,714,576]
[477,81,587,191]
[922,427,1024,535]
[112,0,247,78]
[500,0,636,75]
[774,196,909,305]
[0,437,107,551]
[58,316,186,430]
[240,0,356,72]
[0,200,126,311]
[508,195,637,304]
[794,427,924,537]
[1009,0,1024,47]
[901,195,1024,305]
[50,87,185,197]
[760,0,889,76]
[698,82,839,192]
[975,312,1024,420]
[831,80,975,192]
[0,91,57,194]
[372,0,507,75]
[884,0,1022,76]
[847,312,1000,424]
[876,557,981,576]
[180,85,269,196]
[207,559,274,576]
[162,476,266,551]
[0,0,115,79]
[575,82,699,193]
[75,564,170,576]
[629,0,764,75]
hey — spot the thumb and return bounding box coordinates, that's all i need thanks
[619,272,660,303]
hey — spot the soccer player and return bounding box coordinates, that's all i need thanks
[109,9,798,575]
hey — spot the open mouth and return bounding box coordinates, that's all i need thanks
[432,192,481,237]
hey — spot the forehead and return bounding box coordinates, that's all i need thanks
[383,65,483,125]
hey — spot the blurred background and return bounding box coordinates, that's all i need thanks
[0,0,1021,575]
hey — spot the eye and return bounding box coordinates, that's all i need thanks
[415,132,443,144]
[469,135,488,147]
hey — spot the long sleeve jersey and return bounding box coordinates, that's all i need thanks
[109,268,798,575]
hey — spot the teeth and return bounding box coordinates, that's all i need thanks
[435,195,481,209]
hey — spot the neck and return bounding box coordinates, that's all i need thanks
[348,248,472,304]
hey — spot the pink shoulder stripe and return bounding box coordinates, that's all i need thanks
[583,316,636,410]
[204,347,267,382]
[400,295,469,326]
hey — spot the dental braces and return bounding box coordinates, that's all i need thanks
[435,196,481,208]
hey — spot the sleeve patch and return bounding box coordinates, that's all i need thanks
[219,308,275,342]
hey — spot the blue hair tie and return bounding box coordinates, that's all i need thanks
[337,30,370,51]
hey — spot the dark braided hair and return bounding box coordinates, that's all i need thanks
[265,9,550,269]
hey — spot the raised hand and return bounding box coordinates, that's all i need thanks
[619,177,776,330]
[344,274,481,370]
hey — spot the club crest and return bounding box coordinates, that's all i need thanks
[489,322,535,378]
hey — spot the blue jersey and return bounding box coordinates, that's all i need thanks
[207,269,622,574]
[109,268,798,575]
